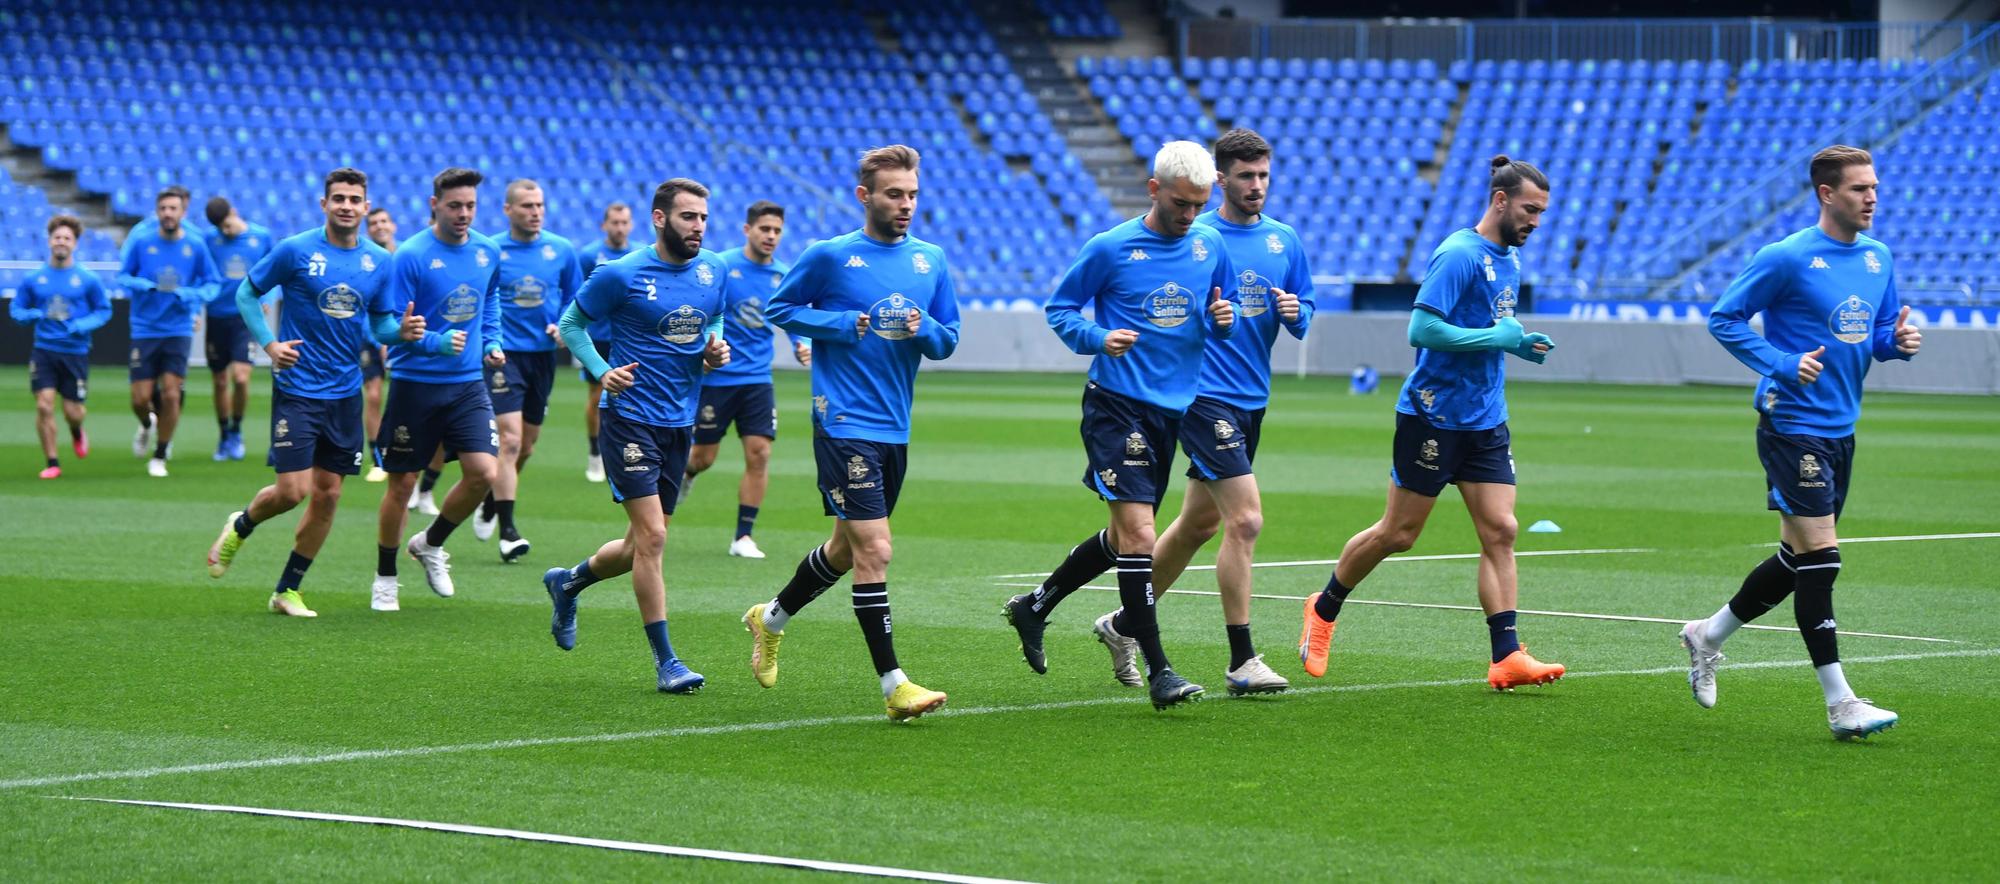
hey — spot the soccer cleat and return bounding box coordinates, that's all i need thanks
[1091,610,1143,687]
[409,489,440,515]
[268,590,317,618]
[676,474,696,508]
[1001,594,1049,675]
[472,507,497,542]
[1148,668,1204,709]
[406,533,455,598]
[1298,595,1337,678]
[657,657,705,694]
[1487,648,1566,691]
[370,575,400,612]
[1828,697,1898,740]
[38,465,60,479]
[73,430,89,459]
[886,680,948,721]
[743,603,783,688]
[226,431,247,461]
[132,415,153,458]
[543,568,578,650]
[1679,620,1724,709]
[364,465,387,483]
[584,454,605,483]
[728,535,767,559]
[207,512,247,578]
[499,536,531,563]
[212,436,230,461]
[1225,654,1290,696]
[147,457,169,478]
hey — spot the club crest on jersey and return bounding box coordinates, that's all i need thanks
[394,425,411,445]
[1126,432,1147,456]
[475,249,490,268]
[1809,256,1830,270]
[361,254,376,272]
[845,255,868,269]
[1214,420,1235,440]
[770,272,782,289]
[442,283,480,322]
[274,419,290,439]
[1266,233,1284,254]
[622,442,644,464]
[181,244,192,258]
[1128,249,1150,261]
[1143,281,1192,328]
[848,455,869,481]
[912,253,931,275]
[510,276,546,308]
[318,283,361,319]
[1864,251,1881,274]
[695,263,715,287]
[541,245,557,262]
[658,304,708,345]
[1192,238,1209,262]
[870,294,915,340]
[1828,295,1873,344]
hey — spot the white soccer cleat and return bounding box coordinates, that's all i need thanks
[728,535,767,559]
[370,575,401,612]
[1828,697,1899,740]
[1679,619,1724,709]
[1092,610,1144,687]
[132,415,154,458]
[147,457,169,478]
[472,508,497,542]
[499,536,531,564]
[364,466,387,483]
[1225,654,1290,696]
[584,454,605,483]
[676,474,696,508]
[406,533,455,598]
[412,489,440,516]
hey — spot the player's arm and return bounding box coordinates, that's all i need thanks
[115,244,153,293]
[1280,235,1316,339]
[480,259,504,361]
[913,252,961,361]
[1046,240,1112,355]
[8,282,42,323]
[237,243,291,347]
[767,249,861,340]
[368,249,449,352]
[181,241,223,305]
[561,261,622,381]
[554,245,585,338]
[1404,251,1525,352]
[73,277,115,333]
[1871,266,1918,361]
[1709,245,1807,383]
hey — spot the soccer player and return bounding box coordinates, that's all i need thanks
[470,179,583,562]
[204,168,415,617]
[368,167,505,612]
[366,207,399,253]
[541,178,730,694]
[1029,129,1313,695]
[203,196,274,462]
[361,206,397,483]
[118,185,221,477]
[575,201,641,483]
[681,199,812,559]
[1683,145,1919,739]
[1004,140,1236,710]
[1297,155,1564,692]
[739,145,959,722]
[12,215,112,479]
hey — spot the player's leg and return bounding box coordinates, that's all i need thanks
[839,515,938,719]
[727,384,779,558]
[479,410,524,542]
[410,447,445,513]
[206,326,232,459]
[1461,480,1564,688]
[227,359,252,459]
[1103,499,1201,707]
[683,384,728,507]
[362,368,385,481]
[33,387,60,473]
[58,356,89,460]
[1299,481,1436,677]
[583,376,605,482]
[1199,474,1286,694]
[683,442,718,501]
[153,370,184,466]
[1150,478,1221,596]
[129,371,156,458]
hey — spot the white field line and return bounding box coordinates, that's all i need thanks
[990,583,1962,645]
[7,648,1996,793]
[52,797,1032,884]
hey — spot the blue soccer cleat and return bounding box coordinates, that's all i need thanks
[657,658,705,694]
[543,567,578,651]
[225,431,247,461]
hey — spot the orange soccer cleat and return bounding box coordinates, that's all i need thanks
[1298,595,1337,678]
[1487,647,1565,690]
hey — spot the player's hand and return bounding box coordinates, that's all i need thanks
[484,348,507,368]
[855,311,871,340]
[16,308,44,322]
[703,332,730,370]
[156,276,178,294]
[794,341,812,367]
[1275,287,1299,322]
[1797,345,1826,385]
[545,322,561,342]
[398,301,426,341]
[437,329,466,356]
[1103,328,1140,356]
[1515,332,1553,364]
[601,362,639,395]
[1207,287,1233,331]
[905,306,922,336]
[1894,306,1922,355]
[265,339,304,370]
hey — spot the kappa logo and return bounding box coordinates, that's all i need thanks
[847,455,870,481]
[729,268,742,279]
[429,258,446,270]
[394,425,411,444]
[249,237,261,248]
[1864,250,1881,274]
[1125,432,1147,456]
[770,273,782,289]
[695,263,715,286]
[474,249,490,268]
[499,251,509,261]
[1214,420,1235,440]
[845,255,868,269]
[1814,619,1838,630]
[274,419,290,439]
[146,246,157,255]
[1097,468,1118,489]
[1799,454,1821,480]
[912,253,931,275]
[622,442,644,464]
[361,254,376,272]
[1128,249,1150,261]
[1810,256,1830,270]
[1267,233,1284,254]
[541,244,557,262]
[181,244,192,258]
[1191,237,1209,262]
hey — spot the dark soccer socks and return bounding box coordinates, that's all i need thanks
[418,467,442,494]
[774,544,846,617]
[1726,543,1798,623]
[233,510,258,539]
[1110,553,1172,677]
[494,499,518,541]
[1313,573,1353,622]
[563,558,599,597]
[1792,547,1842,667]
[852,582,899,675]
[1225,623,1255,670]
[1486,610,1521,663]
[643,619,677,666]
[276,551,312,593]
[423,515,459,548]
[736,505,759,540]
[377,544,398,577]
[1028,529,1117,617]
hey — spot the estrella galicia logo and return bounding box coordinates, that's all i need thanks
[1143,281,1193,328]
[1829,295,1873,344]
[441,284,480,322]
[657,304,707,345]
[1493,286,1518,319]
[318,283,361,319]
[510,275,546,308]
[225,254,249,280]
[1235,269,1271,318]
[869,294,915,340]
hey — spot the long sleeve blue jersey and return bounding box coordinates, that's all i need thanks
[11,263,112,354]
[1709,225,1909,438]
[705,247,797,386]
[119,228,220,340]
[371,228,503,384]
[1192,210,1315,409]
[576,238,642,339]
[571,245,728,428]
[204,223,275,318]
[1398,228,1521,431]
[1047,216,1238,414]
[494,231,584,353]
[767,230,960,444]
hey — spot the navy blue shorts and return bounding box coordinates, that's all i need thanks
[375,379,498,473]
[695,382,778,444]
[129,336,190,382]
[579,340,612,384]
[268,389,365,475]
[204,314,254,371]
[29,348,89,402]
[358,345,385,382]
[1078,381,1178,508]
[1390,410,1515,497]
[1181,397,1264,481]
[485,350,556,424]
[1757,417,1854,520]
[814,431,907,521]
[599,406,693,512]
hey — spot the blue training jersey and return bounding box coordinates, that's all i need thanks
[246,227,392,399]
[1192,210,1316,410]
[572,245,727,428]
[705,247,795,386]
[11,263,112,355]
[494,231,583,353]
[577,238,642,339]
[1047,216,1238,414]
[1709,226,1908,438]
[1397,228,1520,431]
[370,227,502,384]
[118,228,220,340]
[204,223,275,318]
[768,230,961,444]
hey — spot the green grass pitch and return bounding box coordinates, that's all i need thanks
[0,365,1995,880]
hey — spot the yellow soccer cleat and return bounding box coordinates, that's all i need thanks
[743,603,784,688]
[886,680,947,722]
